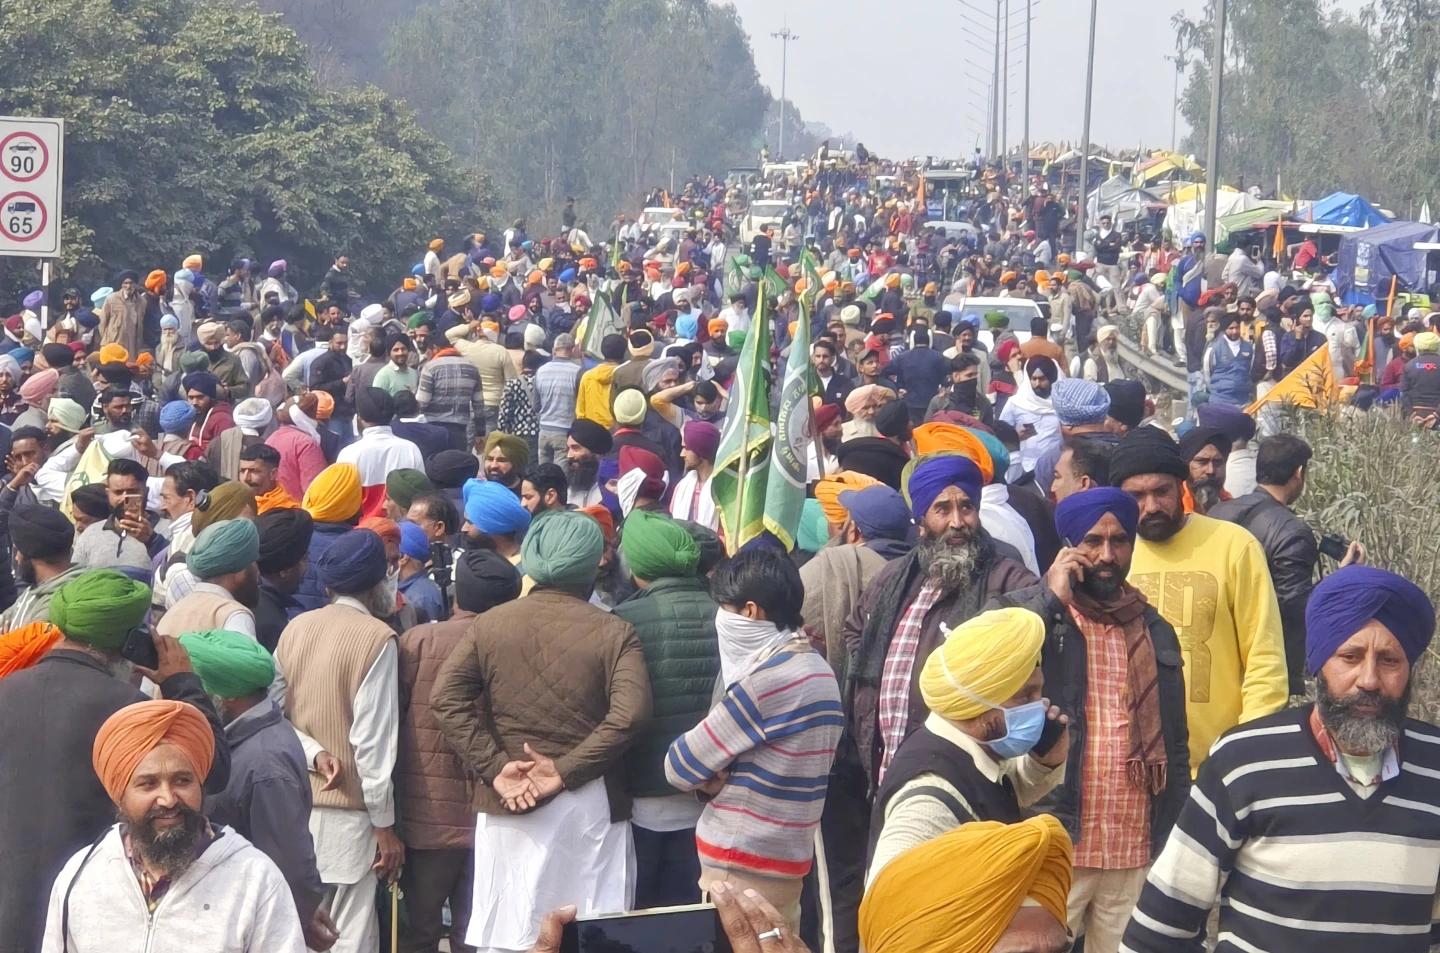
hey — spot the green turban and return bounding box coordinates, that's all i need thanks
[984,310,1008,329]
[180,350,210,372]
[188,519,260,579]
[797,497,831,553]
[726,330,746,350]
[523,510,603,588]
[385,469,433,511]
[484,432,531,470]
[179,629,275,698]
[620,510,699,580]
[47,397,88,433]
[407,310,433,330]
[51,569,151,651]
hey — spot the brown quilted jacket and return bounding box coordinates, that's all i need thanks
[431,590,653,822]
[395,610,477,851]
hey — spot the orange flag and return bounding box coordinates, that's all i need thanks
[1246,342,1335,414]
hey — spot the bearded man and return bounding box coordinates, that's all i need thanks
[565,418,612,508]
[1124,566,1440,953]
[43,700,304,949]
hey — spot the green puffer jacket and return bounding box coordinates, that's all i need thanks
[614,576,721,798]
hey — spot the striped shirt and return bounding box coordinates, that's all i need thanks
[665,645,842,880]
[1122,705,1440,953]
[416,353,484,428]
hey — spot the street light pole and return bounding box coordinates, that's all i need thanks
[992,0,1001,157]
[1001,0,1010,169]
[1075,0,1098,257]
[771,27,800,160]
[1202,0,1226,250]
[1169,55,1185,152]
[1022,0,1031,187]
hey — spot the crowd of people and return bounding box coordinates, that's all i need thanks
[0,143,1436,953]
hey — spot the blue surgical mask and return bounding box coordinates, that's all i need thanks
[986,700,1048,760]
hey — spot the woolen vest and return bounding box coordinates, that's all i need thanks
[276,603,394,811]
[156,590,254,639]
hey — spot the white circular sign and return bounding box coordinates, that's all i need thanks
[0,191,47,243]
[0,132,48,184]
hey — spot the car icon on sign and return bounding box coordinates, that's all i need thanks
[10,143,37,153]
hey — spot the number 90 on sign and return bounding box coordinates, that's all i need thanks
[0,132,48,184]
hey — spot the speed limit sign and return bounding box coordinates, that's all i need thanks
[0,117,62,257]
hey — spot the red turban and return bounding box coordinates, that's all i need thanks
[359,516,402,546]
[92,700,215,804]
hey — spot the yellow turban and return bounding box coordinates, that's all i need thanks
[1417,331,1440,354]
[859,815,1073,953]
[814,471,880,528]
[302,463,362,524]
[918,607,1044,721]
[911,424,994,483]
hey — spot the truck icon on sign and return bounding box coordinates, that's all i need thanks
[5,200,36,215]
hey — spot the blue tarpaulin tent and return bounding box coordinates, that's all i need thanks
[1334,220,1440,305]
[1305,192,1390,229]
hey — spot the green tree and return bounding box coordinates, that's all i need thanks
[0,0,492,299]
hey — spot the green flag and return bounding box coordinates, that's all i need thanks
[763,294,815,551]
[712,289,773,553]
[580,281,622,359]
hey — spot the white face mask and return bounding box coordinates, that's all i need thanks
[714,607,791,687]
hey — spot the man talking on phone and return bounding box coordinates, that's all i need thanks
[0,568,229,953]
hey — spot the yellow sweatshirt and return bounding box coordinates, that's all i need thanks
[576,363,617,429]
[1128,513,1288,775]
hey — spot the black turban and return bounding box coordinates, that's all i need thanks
[10,504,74,559]
[1108,425,1189,487]
[427,449,480,488]
[1024,356,1059,383]
[1104,379,1147,429]
[182,371,219,400]
[42,343,74,369]
[97,362,133,387]
[875,398,913,441]
[1178,426,1228,464]
[569,418,613,456]
[455,548,523,614]
[356,386,395,425]
[255,509,314,575]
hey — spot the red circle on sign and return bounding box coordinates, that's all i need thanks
[0,132,49,184]
[0,192,48,243]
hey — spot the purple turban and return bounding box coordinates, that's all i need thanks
[1305,566,1435,675]
[904,454,983,519]
[682,420,721,462]
[1054,486,1139,545]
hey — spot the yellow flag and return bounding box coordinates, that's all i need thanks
[1246,342,1334,414]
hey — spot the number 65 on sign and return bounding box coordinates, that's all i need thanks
[0,117,63,257]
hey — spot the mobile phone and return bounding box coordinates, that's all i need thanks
[120,626,158,670]
[124,492,143,523]
[1318,532,1350,561]
[560,903,732,953]
[1035,711,1067,756]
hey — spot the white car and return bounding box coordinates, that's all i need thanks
[941,296,1048,349]
[638,207,682,236]
[740,199,790,247]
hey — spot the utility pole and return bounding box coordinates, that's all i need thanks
[1001,0,1010,169]
[771,27,800,160]
[1022,0,1031,187]
[992,1,1001,157]
[1202,0,1226,251]
[1169,55,1185,152]
[1075,0,1098,257]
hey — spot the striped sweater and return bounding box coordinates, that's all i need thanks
[1122,705,1440,953]
[665,645,843,880]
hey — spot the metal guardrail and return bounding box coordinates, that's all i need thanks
[1113,330,1189,395]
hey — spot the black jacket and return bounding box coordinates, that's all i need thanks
[988,584,1191,859]
[1208,490,1316,690]
[0,650,230,953]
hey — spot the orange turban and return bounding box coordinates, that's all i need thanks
[911,423,994,483]
[708,318,729,338]
[303,463,362,524]
[99,343,129,365]
[360,515,401,546]
[0,622,60,679]
[999,270,1018,285]
[144,270,167,296]
[859,815,1073,953]
[490,264,508,279]
[579,504,615,546]
[527,270,544,286]
[312,390,334,422]
[255,484,299,515]
[92,700,216,804]
[814,471,880,528]
[1401,332,1418,352]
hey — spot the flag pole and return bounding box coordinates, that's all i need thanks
[732,424,750,556]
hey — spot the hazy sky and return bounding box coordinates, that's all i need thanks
[724,0,1372,161]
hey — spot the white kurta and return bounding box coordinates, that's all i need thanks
[467,779,634,953]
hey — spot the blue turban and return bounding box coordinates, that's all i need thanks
[398,520,430,562]
[558,267,577,284]
[677,312,699,340]
[839,485,913,541]
[182,371,219,399]
[1195,401,1256,444]
[1054,487,1139,545]
[1186,231,1206,245]
[462,478,532,536]
[159,399,195,433]
[316,528,388,594]
[480,292,502,312]
[9,346,33,367]
[964,427,1010,483]
[1050,378,1111,426]
[1305,566,1435,675]
[411,262,426,276]
[904,454,983,519]
[22,290,43,310]
[90,287,113,307]
[187,518,260,579]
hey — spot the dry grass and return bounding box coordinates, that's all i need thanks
[1284,407,1440,718]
